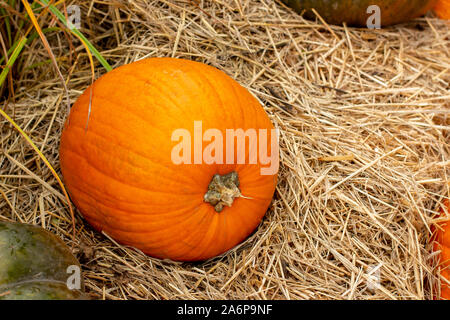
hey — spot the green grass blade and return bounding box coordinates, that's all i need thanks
[0,7,13,47]
[0,27,61,65]
[39,0,113,72]
[0,36,27,88]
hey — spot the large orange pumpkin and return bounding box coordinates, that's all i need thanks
[434,0,450,19]
[59,58,278,261]
[282,0,437,26]
[433,199,450,300]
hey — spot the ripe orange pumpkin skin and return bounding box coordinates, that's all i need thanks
[433,199,450,300]
[434,0,450,19]
[59,58,278,262]
[282,0,437,26]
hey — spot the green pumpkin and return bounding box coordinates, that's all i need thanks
[0,221,86,300]
[282,0,437,26]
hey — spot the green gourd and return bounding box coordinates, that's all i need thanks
[0,221,86,300]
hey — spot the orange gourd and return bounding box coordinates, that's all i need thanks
[282,0,437,26]
[433,199,450,300]
[59,58,278,261]
[434,0,450,19]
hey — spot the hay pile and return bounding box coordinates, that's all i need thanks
[0,0,449,299]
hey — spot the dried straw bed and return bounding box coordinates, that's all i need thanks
[0,0,449,300]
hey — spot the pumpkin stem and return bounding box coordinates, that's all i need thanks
[204,171,248,212]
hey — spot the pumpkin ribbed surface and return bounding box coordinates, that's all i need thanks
[434,0,450,19]
[434,200,450,300]
[59,57,278,262]
[282,0,437,26]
